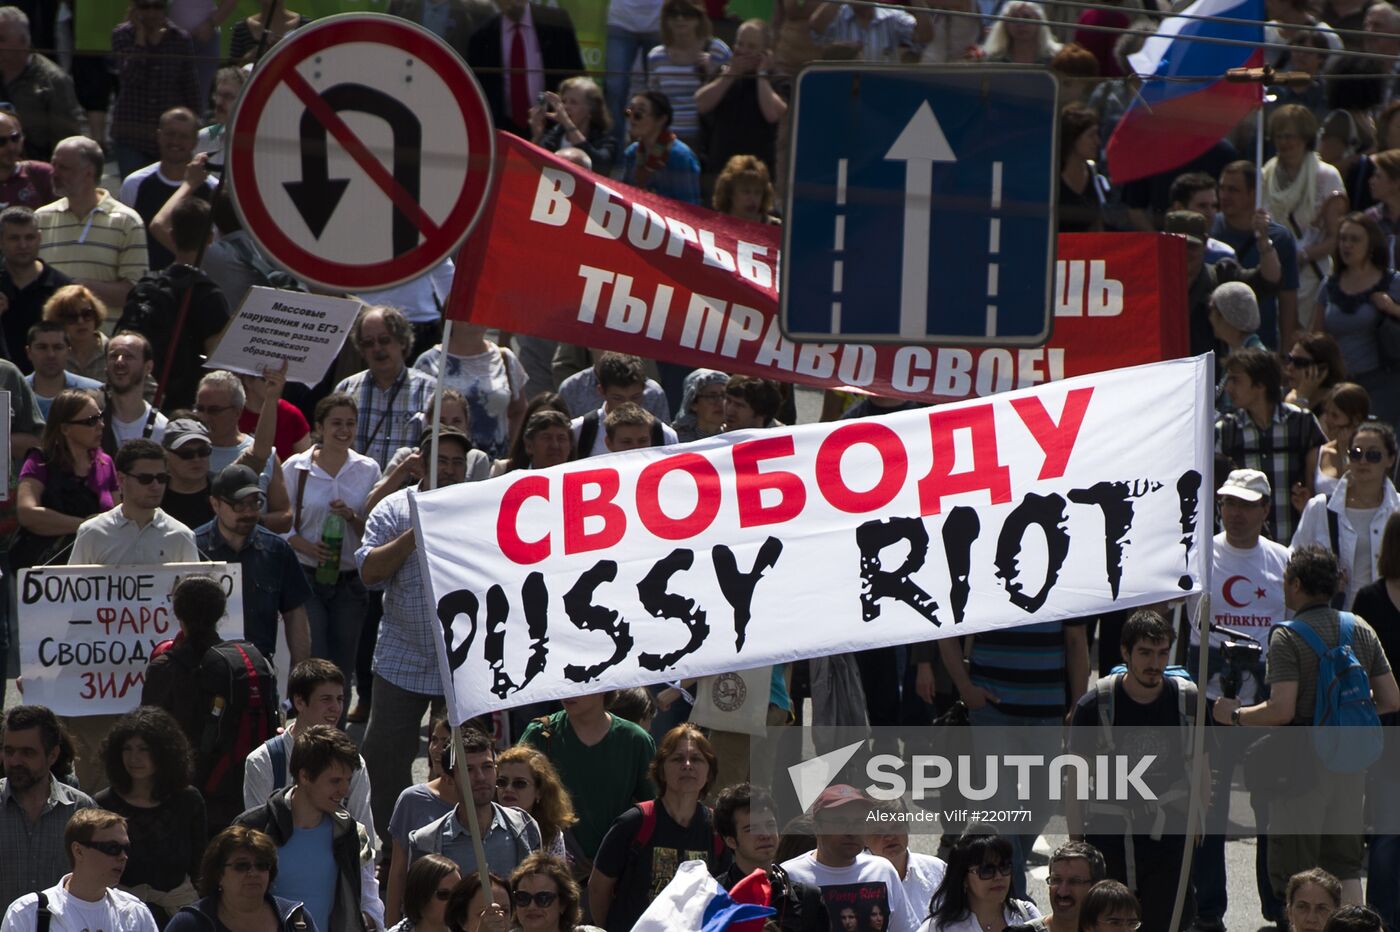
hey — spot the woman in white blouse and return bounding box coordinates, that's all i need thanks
[1292,420,1400,608]
[282,392,382,690]
[919,833,1040,932]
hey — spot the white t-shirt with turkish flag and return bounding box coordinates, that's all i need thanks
[1195,533,1290,650]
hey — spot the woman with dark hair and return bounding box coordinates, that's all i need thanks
[1318,211,1400,425]
[385,719,460,927]
[1077,880,1140,932]
[493,408,574,477]
[96,707,208,926]
[283,392,381,689]
[1366,148,1400,257]
[1293,421,1400,607]
[1282,331,1347,409]
[1307,382,1370,502]
[1354,511,1400,678]
[510,853,604,932]
[588,724,730,931]
[621,90,701,205]
[922,832,1040,932]
[389,854,460,932]
[164,827,310,932]
[445,872,511,932]
[13,388,118,569]
[1058,104,1107,233]
[495,747,576,858]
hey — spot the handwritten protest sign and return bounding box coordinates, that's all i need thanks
[205,287,361,386]
[19,563,245,716]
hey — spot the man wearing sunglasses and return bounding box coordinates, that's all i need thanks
[408,728,543,880]
[0,808,157,932]
[159,416,217,531]
[69,437,196,565]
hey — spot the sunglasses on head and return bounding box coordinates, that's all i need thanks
[123,471,170,485]
[969,863,1013,880]
[81,840,131,858]
[172,445,211,460]
[496,777,532,790]
[513,891,558,908]
[225,859,273,873]
[67,412,103,427]
[1350,446,1386,463]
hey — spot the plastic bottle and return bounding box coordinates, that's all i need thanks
[317,513,344,585]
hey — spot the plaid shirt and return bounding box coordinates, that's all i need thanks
[0,777,95,912]
[1216,402,1325,542]
[357,485,442,696]
[335,366,438,470]
[109,21,200,150]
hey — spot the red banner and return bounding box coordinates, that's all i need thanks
[448,133,1188,403]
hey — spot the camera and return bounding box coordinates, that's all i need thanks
[1208,622,1264,699]
[537,92,553,113]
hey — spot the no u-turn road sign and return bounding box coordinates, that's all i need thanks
[228,14,495,292]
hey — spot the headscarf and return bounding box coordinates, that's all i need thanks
[673,368,730,437]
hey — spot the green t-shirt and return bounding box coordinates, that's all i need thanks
[519,711,656,858]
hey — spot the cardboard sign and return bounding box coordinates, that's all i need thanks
[205,287,361,386]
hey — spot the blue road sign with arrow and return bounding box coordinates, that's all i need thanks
[781,66,1059,345]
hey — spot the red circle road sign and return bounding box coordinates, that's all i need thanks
[228,14,494,291]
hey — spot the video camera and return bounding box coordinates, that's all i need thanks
[1208,622,1264,699]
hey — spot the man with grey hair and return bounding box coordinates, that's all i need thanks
[334,305,436,470]
[0,8,83,163]
[1208,280,1263,354]
[36,136,148,308]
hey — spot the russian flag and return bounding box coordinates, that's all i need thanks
[1104,0,1265,185]
[632,861,777,932]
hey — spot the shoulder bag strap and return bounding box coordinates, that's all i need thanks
[364,373,405,453]
[293,458,310,536]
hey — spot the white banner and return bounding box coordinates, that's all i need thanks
[18,563,245,715]
[204,287,361,386]
[412,357,1215,725]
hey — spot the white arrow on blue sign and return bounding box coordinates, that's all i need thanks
[780,65,1060,346]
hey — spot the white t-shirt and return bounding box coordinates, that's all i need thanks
[111,403,168,447]
[608,0,662,34]
[780,851,919,932]
[571,405,681,457]
[899,851,948,927]
[1,879,157,932]
[1187,532,1290,701]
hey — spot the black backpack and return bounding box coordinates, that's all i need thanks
[576,409,664,457]
[196,641,280,802]
[116,270,181,352]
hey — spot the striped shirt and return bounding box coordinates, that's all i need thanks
[35,190,148,284]
[812,5,923,62]
[646,38,731,147]
[1215,402,1326,543]
[334,366,438,470]
[969,620,1087,718]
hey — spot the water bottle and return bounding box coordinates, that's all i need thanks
[316,513,344,585]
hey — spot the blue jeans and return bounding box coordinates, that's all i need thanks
[605,27,659,155]
[303,566,368,697]
[967,702,1063,900]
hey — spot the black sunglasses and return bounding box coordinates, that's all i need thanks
[81,840,132,857]
[123,471,170,485]
[433,888,454,901]
[496,777,532,790]
[1350,447,1387,463]
[1284,354,1316,368]
[225,859,273,873]
[513,891,558,908]
[969,863,1013,880]
[172,445,212,460]
[67,412,104,427]
[0,131,22,146]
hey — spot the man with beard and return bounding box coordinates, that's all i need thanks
[101,330,166,453]
[195,463,312,667]
[358,427,475,836]
[1068,611,1198,932]
[0,705,94,910]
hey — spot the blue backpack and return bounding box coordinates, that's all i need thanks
[1279,612,1382,772]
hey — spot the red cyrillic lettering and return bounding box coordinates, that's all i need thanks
[816,422,908,514]
[636,453,722,540]
[497,476,551,564]
[563,469,627,554]
[1011,387,1094,480]
[917,405,1012,515]
[733,437,807,528]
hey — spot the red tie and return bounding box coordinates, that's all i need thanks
[509,24,530,130]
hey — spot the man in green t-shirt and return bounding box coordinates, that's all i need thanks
[519,691,656,859]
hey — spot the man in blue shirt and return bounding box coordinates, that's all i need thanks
[195,463,311,667]
[23,320,100,415]
[1211,161,1300,350]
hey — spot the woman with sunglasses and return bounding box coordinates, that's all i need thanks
[385,719,459,927]
[389,855,460,932]
[509,853,603,932]
[621,90,701,206]
[1076,881,1140,932]
[494,747,576,860]
[96,706,207,927]
[165,827,310,932]
[14,388,119,569]
[644,0,730,154]
[1318,211,1400,426]
[43,285,110,383]
[1282,333,1346,409]
[1293,421,1400,607]
[921,832,1040,932]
